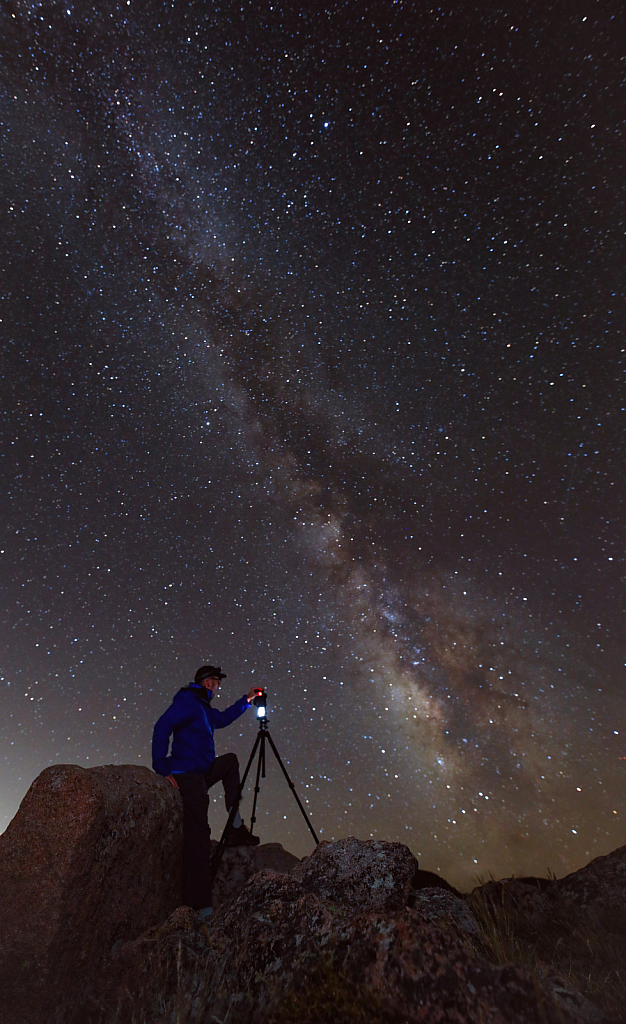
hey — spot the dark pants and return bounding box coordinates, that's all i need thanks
[175,752,240,910]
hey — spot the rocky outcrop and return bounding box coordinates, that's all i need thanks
[468,861,626,1024]
[209,870,573,1024]
[0,763,621,1024]
[102,906,210,1024]
[0,764,182,1024]
[107,839,602,1024]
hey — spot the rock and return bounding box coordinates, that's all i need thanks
[104,905,212,1024]
[557,843,626,913]
[107,868,586,1024]
[210,840,300,909]
[290,835,421,913]
[466,875,617,1023]
[411,887,483,941]
[540,971,606,1024]
[105,840,601,1024]
[202,867,594,1024]
[1,763,621,1024]
[0,763,182,1024]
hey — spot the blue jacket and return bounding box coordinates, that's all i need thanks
[152,684,250,775]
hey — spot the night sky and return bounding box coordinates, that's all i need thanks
[1,0,624,888]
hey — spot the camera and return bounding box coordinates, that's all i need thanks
[252,688,267,718]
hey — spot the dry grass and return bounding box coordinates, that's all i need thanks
[467,881,626,1021]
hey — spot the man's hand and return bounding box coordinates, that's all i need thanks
[247,686,264,703]
[166,774,180,790]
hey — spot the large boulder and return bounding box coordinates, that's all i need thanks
[0,763,182,1024]
[291,836,421,913]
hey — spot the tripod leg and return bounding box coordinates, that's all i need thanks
[209,731,262,886]
[249,733,265,836]
[265,730,319,845]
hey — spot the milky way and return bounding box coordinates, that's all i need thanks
[1,0,624,886]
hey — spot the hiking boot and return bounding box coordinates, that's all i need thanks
[226,823,260,847]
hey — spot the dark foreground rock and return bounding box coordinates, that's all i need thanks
[208,871,588,1024]
[468,848,626,1024]
[0,764,182,1024]
[1,763,622,1024]
[104,839,604,1024]
[100,839,606,1024]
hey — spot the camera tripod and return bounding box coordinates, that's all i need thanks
[208,706,319,884]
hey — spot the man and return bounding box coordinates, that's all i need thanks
[152,664,263,918]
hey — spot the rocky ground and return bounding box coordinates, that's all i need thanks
[0,765,624,1024]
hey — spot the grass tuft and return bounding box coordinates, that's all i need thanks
[467,881,626,1021]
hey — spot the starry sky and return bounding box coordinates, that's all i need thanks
[1,0,624,888]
